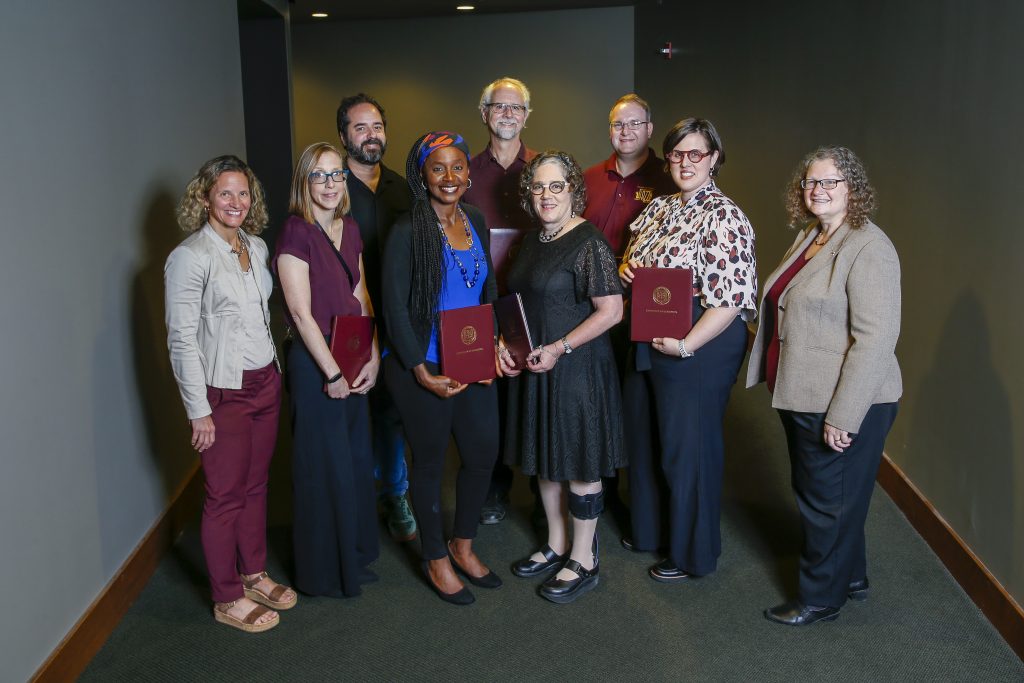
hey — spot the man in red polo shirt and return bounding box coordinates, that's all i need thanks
[583,94,675,515]
[463,77,537,231]
[583,93,676,259]
[464,77,538,526]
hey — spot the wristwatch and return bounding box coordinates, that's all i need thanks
[561,337,573,355]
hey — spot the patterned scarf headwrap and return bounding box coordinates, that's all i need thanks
[416,131,470,170]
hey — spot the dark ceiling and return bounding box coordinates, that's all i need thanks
[288,0,637,23]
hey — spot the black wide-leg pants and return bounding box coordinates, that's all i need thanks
[624,305,746,576]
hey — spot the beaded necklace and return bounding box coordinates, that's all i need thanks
[438,206,482,288]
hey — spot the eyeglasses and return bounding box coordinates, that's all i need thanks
[666,149,714,164]
[308,170,348,184]
[800,178,846,190]
[529,181,568,195]
[610,120,649,132]
[487,102,528,116]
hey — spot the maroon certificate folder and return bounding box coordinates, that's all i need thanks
[494,293,534,371]
[329,315,374,384]
[489,228,530,296]
[439,304,496,384]
[630,267,693,342]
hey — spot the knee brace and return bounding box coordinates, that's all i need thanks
[568,490,604,520]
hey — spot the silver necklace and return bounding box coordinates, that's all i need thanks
[539,214,574,243]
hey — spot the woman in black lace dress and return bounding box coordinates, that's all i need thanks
[499,151,625,604]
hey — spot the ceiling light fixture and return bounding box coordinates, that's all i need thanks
[312,12,328,18]
[456,5,475,10]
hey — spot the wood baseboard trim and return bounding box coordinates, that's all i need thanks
[31,462,203,683]
[877,454,1024,661]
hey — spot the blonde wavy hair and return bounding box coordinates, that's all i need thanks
[784,146,876,229]
[176,155,268,234]
[288,142,351,225]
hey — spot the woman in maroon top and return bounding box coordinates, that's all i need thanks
[275,142,381,598]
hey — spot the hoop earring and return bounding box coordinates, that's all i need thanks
[466,178,473,190]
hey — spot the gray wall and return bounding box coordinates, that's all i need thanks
[0,2,247,680]
[635,0,1023,605]
[291,7,634,172]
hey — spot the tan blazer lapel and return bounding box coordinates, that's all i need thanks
[781,222,853,296]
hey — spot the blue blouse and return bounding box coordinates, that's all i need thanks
[425,219,489,363]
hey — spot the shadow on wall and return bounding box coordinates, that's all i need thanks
[131,191,197,498]
[905,289,1016,591]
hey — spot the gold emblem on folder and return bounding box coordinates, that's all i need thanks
[653,286,672,306]
[461,326,478,345]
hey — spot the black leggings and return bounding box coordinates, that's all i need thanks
[383,354,498,560]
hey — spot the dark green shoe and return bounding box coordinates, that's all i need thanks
[382,494,417,542]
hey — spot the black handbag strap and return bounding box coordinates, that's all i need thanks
[315,220,355,290]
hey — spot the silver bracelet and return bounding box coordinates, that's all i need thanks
[678,338,693,358]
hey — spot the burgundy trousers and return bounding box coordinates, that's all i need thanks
[200,363,281,603]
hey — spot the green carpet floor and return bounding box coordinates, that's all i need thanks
[79,386,1023,682]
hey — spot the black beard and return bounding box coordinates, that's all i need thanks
[345,137,386,165]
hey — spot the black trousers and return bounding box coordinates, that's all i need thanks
[288,339,378,598]
[778,402,898,607]
[383,354,498,560]
[624,307,747,575]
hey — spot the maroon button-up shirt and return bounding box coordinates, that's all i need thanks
[583,149,676,257]
[463,141,537,231]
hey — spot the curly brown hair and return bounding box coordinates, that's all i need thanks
[518,150,587,220]
[176,155,269,234]
[784,146,876,229]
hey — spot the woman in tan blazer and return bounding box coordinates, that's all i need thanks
[747,146,901,626]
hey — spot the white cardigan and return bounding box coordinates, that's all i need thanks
[164,224,277,419]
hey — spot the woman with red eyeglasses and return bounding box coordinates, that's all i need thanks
[619,117,758,585]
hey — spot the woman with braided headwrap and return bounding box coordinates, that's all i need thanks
[382,131,501,605]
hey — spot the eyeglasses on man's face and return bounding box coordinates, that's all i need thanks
[308,170,348,184]
[609,119,649,132]
[529,180,568,195]
[800,178,845,190]
[666,149,713,164]
[487,102,528,116]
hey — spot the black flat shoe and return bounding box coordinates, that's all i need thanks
[649,559,691,583]
[448,548,502,589]
[540,559,599,604]
[420,561,475,606]
[848,577,870,601]
[764,600,840,626]
[512,544,568,578]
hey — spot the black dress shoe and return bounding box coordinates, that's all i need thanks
[649,559,691,583]
[539,559,599,604]
[512,544,568,578]
[479,492,508,525]
[764,600,840,626]
[447,548,502,589]
[420,561,475,606]
[848,577,870,601]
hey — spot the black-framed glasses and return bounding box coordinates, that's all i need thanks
[487,102,528,116]
[666,149,714,164]
[529,181,568,195]
[308,170,348,184]
[800,178,845,190]
[610,119,649,132]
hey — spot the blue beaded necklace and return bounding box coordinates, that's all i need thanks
[438,206,482,288]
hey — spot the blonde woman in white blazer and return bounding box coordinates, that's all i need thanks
[747,146,901,626]
[165,155,296,632]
